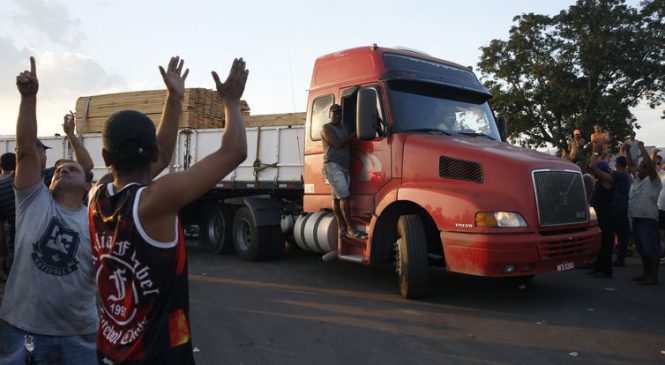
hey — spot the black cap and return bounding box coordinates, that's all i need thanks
[103,110,157,157]
[36,139,51,150]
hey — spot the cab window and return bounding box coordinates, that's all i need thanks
[310,94,334,141]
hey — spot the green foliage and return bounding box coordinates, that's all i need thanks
[478,0,664,151]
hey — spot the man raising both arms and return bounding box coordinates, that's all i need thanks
[90,58,248,364]
[0,57,95,364]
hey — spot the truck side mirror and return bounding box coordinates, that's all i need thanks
[356,89,379,141]
[497,116,507,142]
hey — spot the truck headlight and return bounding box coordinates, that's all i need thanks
[475,212,528,228]
[588,206,597,222]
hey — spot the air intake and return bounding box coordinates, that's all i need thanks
[439,156,483,183]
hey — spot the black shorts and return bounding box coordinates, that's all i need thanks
[660,209,665,230]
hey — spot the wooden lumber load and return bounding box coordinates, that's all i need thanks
[245,113,305,128]
[75,88,251,133]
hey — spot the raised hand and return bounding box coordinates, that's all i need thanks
[63,111,76,135]
[159,56,189,99]
[16,57,38,96]
[212,58,249,101]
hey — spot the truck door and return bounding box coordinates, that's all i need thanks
[341,85,391,216]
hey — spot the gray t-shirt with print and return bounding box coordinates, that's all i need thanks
[0,182,97,335]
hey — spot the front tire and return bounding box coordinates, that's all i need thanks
[395,215,430,299]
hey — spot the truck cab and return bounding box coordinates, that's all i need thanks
[303,45,601,298]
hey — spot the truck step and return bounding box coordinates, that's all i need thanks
[341,235,367,245]
[338,254,365,263]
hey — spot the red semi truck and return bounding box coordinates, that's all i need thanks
[3,45,602,298]
[183,45,602,298]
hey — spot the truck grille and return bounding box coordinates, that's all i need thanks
[538,236,597,260]
[439,156,483,183]
[533,170,587,226]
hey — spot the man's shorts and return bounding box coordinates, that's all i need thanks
[632,218,661,257]
[323,163,350,199]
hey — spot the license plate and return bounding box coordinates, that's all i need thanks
[556,261,575,272]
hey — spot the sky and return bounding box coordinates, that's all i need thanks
[0,0,662,145]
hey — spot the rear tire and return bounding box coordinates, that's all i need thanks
[233,207,284,261]
[395,215,430,299]
[199,204,234,255]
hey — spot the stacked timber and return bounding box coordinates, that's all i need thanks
[245,113,305,128]
[75,88,252,133]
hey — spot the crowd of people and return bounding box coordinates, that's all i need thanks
[0,56,248,364]
[562,124,665,284]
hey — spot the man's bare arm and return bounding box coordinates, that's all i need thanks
[63,111,94,173]
[141,58,248,217]
[638,142,658,181]
[588,154,613,189]
[321,124,353,149]
[623,143,637,178]
[14,57,41,190]
[150,56,189,178]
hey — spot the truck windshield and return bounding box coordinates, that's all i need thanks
[388,80,500,140]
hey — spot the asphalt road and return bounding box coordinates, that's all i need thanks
[185,244,665,365]
[1,243,664,365]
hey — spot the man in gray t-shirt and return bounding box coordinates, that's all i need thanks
[0,57,97,364]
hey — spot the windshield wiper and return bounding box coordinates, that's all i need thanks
[401,128,452,135]
[456,131,496,140]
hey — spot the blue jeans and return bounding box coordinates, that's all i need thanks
[0,324,96,364]
[632,218,660,257]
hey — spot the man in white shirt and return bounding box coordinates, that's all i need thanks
[624,143,662,285]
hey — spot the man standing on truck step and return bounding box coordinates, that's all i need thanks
[90,57,248,364]
[321,104,367,240]
[624,142,662,285]
[0,57,97,364]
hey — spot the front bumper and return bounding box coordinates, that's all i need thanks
[441,227,601,277]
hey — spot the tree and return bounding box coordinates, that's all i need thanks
[477,0,664,151]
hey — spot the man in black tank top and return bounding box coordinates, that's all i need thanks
[90,56,249,364]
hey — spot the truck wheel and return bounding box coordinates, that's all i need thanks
[395,215,430,299]
[233,207,283,261]
[199,204,234,255]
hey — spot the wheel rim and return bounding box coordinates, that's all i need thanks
[235,218,252,252]
[394,238,403,276]
[207,214,222,246]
